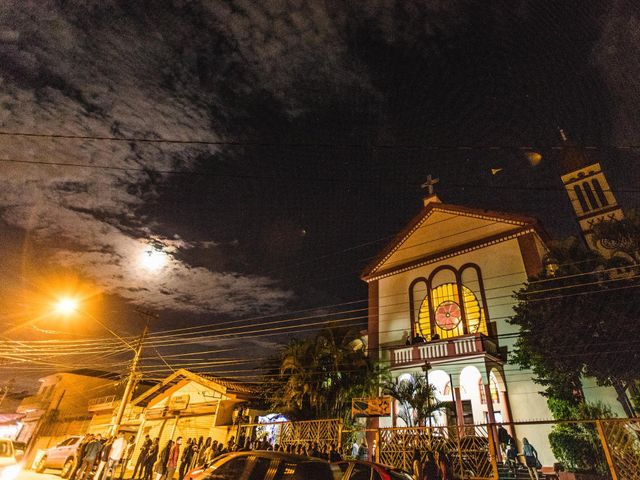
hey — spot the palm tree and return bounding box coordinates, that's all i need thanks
[383,373,444,427]
[269,325,383,422]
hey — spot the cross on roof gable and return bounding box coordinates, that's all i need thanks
[361,202,547,281]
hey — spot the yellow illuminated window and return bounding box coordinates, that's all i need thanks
[417,283,487,340]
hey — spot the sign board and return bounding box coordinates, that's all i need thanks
[351,396,392,417]
[168,394,190,411]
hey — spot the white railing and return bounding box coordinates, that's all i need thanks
[453,337,478,355]
[418,342,448,359]
[393,347,413,364]
[391,335,496,366]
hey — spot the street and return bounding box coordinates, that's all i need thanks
[17,470,64,480]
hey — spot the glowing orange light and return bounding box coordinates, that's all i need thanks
[54,297,79,315]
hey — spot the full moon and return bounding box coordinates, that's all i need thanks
[139,248,168,272]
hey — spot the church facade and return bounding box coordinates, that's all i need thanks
[361,148,626,465]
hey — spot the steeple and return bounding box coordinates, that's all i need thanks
[558,128,592,175]
[558,129,624,255]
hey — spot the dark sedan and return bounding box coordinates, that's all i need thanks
[333,460,413,480]
[186,451,341,480]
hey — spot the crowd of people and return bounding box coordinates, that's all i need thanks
[67,427,541,480]
[70,432,137,480]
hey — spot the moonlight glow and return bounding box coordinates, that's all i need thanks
[140,248,168,272]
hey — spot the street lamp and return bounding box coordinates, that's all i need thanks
[54,297,79,316]
[52,297,156,435]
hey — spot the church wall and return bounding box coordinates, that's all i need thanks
[376,236,556,464]
[582,377,627,417]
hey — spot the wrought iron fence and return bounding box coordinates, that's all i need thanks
[237,417,640,479]
[238,418,342,449]
[597,418,640,480]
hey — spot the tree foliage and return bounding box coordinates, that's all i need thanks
[267,326,384,423]
[547,400,612,474]
[509,232,640,413]
[382,373,444,427]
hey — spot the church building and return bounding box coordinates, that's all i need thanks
[361,147,626,466]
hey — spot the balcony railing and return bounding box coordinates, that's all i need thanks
[88,395,118,412]
[389,334,499,368]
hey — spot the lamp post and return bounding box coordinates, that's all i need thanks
[53,298,157,435]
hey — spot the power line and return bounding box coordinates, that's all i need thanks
[3,129,640,151]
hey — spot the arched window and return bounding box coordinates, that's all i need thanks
[573,184,590,213]
[479,376,500,404]
[582,182,599,210]
[592,179,608,207]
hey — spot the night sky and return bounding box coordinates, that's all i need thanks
[1,0,639,389]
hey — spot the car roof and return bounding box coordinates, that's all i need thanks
[337,459,403,471]
[218,451,328,463]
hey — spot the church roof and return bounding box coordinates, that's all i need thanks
[361,202,548,280]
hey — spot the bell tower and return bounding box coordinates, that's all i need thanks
[559,130,624,254]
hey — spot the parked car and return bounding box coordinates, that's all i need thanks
[333,460,413,480]
[0,438,21,480]
[35,435,84,478]
[186,451,341,480]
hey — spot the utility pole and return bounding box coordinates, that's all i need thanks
[110,310,156,435]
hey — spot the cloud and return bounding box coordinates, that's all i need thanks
[0,0,298,314]
[0,0,465,313]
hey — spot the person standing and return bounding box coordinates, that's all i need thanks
[328,444,342,462]
[119,436,136,480]
[357,440,368,461]
[165,437,181,480]
[497,425,510,459]
[522,438,540,480]
[411,448,422,480]
[95,437,113,480]
[351,440,359,459]
[76,434,102,480]
[506,437,518,475]
[107,432,128,480]
[143,438,159,480]
[421,452,439,480]
[132,435,152,480]
[178,439,195,480]
[70,435,91,480]
[154,440,173,480]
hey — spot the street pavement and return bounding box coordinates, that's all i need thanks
[17,469,63,480]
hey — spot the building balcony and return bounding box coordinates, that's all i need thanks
[389,334,500,369]
[16,395,50,414]
[88,395,118,412]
